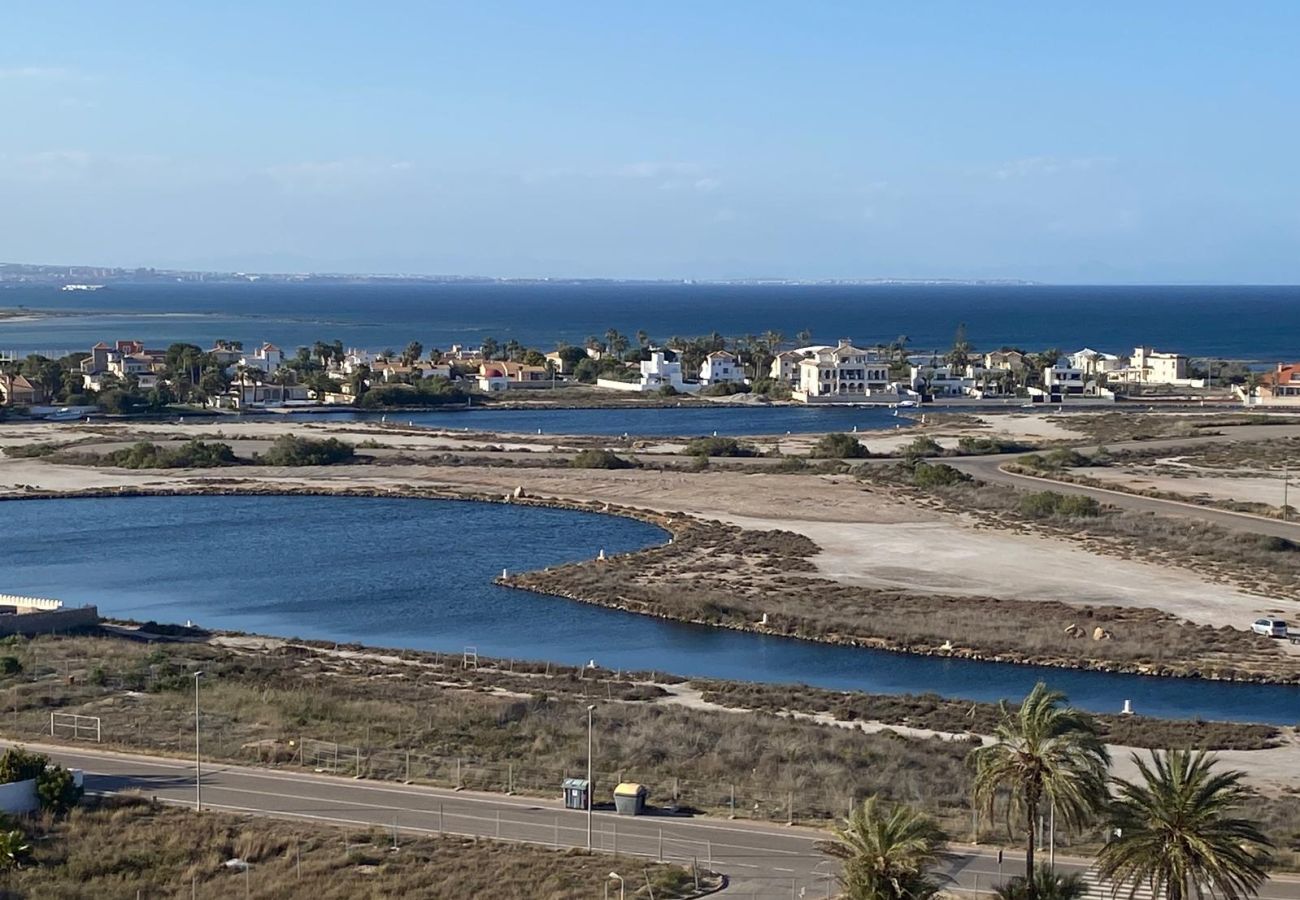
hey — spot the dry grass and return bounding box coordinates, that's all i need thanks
[2,633,977,832]
[691,681,1283,751]
[7,795,704,899]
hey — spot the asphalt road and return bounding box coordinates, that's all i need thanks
[21,741,1300,900]
[935,422,1300,540]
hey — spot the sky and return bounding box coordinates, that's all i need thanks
[2,2,1299,282]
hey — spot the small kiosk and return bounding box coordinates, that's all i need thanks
[562,777,590,811]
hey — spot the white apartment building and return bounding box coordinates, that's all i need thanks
[238,342,284,375]
[794,339,891,401]
[699,350,744,385]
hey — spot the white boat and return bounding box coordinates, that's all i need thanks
[44,408,83,421]
[60,283,105,292]
[895,399,918,408]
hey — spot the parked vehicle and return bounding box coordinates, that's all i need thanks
[1251,618,1289,638]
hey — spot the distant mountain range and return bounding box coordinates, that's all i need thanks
[0,261,1036,288]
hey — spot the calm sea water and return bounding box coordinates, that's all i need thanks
[4,494,1297,723]
[1,282,1296,362]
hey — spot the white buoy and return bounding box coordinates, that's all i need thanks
[852,425,858,433]
[1121,699,1134,715]
[501,568,508,579]
[587,659,597,669]
[598,549,606,560]
[759,613,769,626]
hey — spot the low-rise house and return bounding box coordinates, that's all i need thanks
[544,350,573,374]
[596,349,699,393]
[477,363,511,392]
[1043,358,1087,396]
[213,380,310,409]
[79,340,166,390]
[769,349,808,383]
[699,350,744,385]
[794,339,892,402]
[909,363,978,397]
[379,360,454,384]
[238,342,284,375]
[1239,362,1300,407]
[1068,348,1124,377]
[984,349,1027,373]
[0,374,49,406]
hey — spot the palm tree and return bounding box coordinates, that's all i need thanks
[1097,749,1272,900]
[995,867,1086,900]
[818,795,948,900]
[970,683,1109,900]
[0,828,29,870]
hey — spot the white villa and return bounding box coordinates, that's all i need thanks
[793,339,892,402]
[699,350,744,386]
[237,342,284,375]
[1115,346,1202,387]
[910,363,977,397]
[1068,348,1124,376]
[596,349,698,394]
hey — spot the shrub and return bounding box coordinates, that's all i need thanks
[700,382,750,396]
[570,449,635,469]
[2,443,60,459]
[657,385,679,397]
[902,435,944,459]
[0,748,46,785]
[355,377,466,408]
[682,437,758,457]
[0,657,21,676]
[258,436,355,466]
[810,433,870,459]
[911,462,970,488]
[1020,448,1090,471]
[36,765,82,816]
[1017,491,1100,519]
[101,440,236,469]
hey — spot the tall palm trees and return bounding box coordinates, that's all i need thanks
[819,796,948,900]
[971,683,1110,900]
[1098,749,1272,900]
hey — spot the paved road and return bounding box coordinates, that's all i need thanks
[22,742,1300,899]
[944,423,1300,540]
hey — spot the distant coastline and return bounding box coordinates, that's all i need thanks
[0,261,1038,289]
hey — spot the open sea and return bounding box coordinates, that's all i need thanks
[1,282,1296,362]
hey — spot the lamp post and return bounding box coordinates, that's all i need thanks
[193,670,204,811]
[608,872,625,900]
[586,703,596,850]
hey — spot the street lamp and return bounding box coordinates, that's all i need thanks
[607,872,625,900]
[193,670,204,811]
[586,704,596,850]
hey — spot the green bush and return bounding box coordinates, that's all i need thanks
[910,461,971,488]
[700,382,750,396]
[258,436,355,466]
[809,433,870,459]
[682,437,758,457]
[657,385,679,397]
[101,440,236,469]
[1020,448,1091,471]
[2,443,60,459]
[570,449,635,469]
[0,657,21,676]
[35,765,82,816]
[955,436,1032,455]
[0,748,46,785]
[1018,490,1101,519]
[902,435,944,459]
[355,377,466,408]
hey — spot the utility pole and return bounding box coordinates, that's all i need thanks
[1284,463,1290,521]
[193,671,204,811]
[587,703,596,851]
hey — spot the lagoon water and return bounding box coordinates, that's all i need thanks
[4,494,1298,724]
[2,282,1298,362]
[290,404,931,436]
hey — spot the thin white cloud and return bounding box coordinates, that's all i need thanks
[0,66,82,81]
[993,156,1114,179]
[615,161,706,179]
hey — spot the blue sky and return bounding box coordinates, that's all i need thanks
[3,2,1298,281]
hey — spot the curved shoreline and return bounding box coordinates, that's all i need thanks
[2,482,1297,687]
